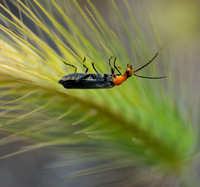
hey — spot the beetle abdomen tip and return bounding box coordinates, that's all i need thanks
[58,79,63,84]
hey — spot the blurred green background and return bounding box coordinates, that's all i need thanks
[0,0,199,186]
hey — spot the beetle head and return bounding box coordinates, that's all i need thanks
[125,64,133,78]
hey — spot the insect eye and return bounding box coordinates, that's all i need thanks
[126,70,131,78]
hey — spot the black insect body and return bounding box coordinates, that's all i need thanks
[58,54,166,89]
[58,73,114,89]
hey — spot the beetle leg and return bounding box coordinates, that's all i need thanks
[83,57,89,73]
[91,62,100,75]
[90,74,97,79]
[104,74,108,81]
[63,61,77,74]
[113,57,122,75]
[109,56,115,75]
[78,73,91,81]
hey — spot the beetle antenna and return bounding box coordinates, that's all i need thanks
[133,74,167,79]
[133,53,158,73]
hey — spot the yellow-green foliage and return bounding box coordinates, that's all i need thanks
[0,0,197,182]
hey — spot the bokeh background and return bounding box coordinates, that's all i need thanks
[0,0,199,186]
